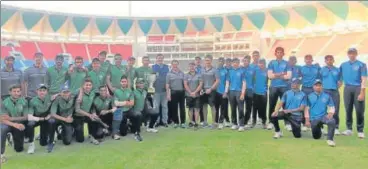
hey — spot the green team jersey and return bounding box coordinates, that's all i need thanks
[47,66,68,95]
[113,88,134,112]
[1,96,28,117]
[135,66,153,90]
[50,95,75,117]
[75,92,95,116]
[127,67,137,88]
[67,68,87,95]
[92,96,114,114]
[88,61,111,75]
[109,64,128,88]
[28,95,52,116]
[88,69,106,93]
[133,89,146,112]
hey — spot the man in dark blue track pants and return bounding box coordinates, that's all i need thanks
[267,47,292,130]
[215,57,230,129]
[241,55,255,128]
[304,80,337,147]
[320,55,342,135]
[340,48,367,139]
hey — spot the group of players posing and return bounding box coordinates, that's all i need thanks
[0,46,366,163]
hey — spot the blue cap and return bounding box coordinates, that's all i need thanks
[37,84,48,90]
[291,78,301,84]
[60,83,70,92]
[348,48,357,53]
[313,79,322,85]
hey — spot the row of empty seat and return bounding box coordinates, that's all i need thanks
[1,41,133,61]
[266,31,368,58]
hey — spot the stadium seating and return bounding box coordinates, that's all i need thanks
[37,42,64,60]
[319,32,364,57]
[18,41,38,60]
[64,43,89,60]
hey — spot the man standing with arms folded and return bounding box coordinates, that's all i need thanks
[215,57,230,129]
[267,47,292,130]
[242,55,255,128]
[106,53,127,93]
[226,58,246,131]
[152,54,169,127]
[320,55,342,135]
[271,78,306,139]
[67,56,88,95]
[1,56,23,100]
[23,52,47,99]
[184,62,203,129]
[0,85,27,163]
[304,80,337,147]
[201,55,219,128]
[340,48,367,138]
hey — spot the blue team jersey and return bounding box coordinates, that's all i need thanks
[340,60,367,86]
[307,92,334,120]
[242,65,255,90]
[267,59,290,87]
[216,67,228,94]
[152,64,169,92]
[301,64,321,88]
[254,67,268,95]
[195,65,203,74]
[281,90,306,116]
[321,66,340,90]
[289,65,301,80]
[227,67,245,92]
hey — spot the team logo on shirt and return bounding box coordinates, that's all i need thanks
[105,100,110,107]
[296,95,303,100]
[353,65,360,71]
[280,63,286,70]
[332,70,338,76]
[322,97,328,103]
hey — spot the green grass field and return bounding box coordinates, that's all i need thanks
[2,90,368,169]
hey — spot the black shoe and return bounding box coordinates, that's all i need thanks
[134,133,143,142]
[47,142,55,153]
[188,122,194,128]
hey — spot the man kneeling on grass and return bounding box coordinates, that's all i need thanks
[75,79,103,145]
[0,85,27,163]
[50,84,75,148]
[27,84,55,153]
[134,78,159,133]
[113,75,142,141]
[271,78,306,139]
[304,80,337,147]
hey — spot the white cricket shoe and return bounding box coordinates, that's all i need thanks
[218,124,224,130]
[301,124,308,132]
[147,128,159,133]
[231,125,238,130]
[285,124,292,131]
[334,129,341,135]
[267,123,274,130]
[27,142,35,154]
[358,132,365,139]
[327,140,336,147]
[238,127,245,132]
[342,130,353,136]
[273,132,283,139]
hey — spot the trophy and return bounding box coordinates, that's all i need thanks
[147,72,157,94]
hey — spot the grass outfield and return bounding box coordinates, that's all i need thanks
[2,91,368,169]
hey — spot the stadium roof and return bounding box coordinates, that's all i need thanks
[1,1,367,38]
[2,1,304,17]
